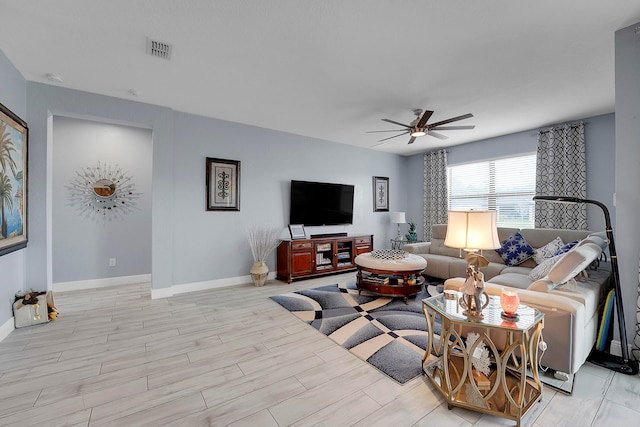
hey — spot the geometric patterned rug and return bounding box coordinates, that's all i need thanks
[270,279,443,384]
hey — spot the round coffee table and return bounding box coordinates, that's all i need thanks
[354,252,427,302]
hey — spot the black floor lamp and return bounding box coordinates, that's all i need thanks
[533,195,639,375]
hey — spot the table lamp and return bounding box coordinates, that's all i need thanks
[444,210,501,264]
[391,211,406,240]
[444,210,501,317]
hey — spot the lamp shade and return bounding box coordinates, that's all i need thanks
[391,211,406,224]
[444,210,500,251]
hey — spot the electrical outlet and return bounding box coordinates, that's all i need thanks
[109,258,116,267]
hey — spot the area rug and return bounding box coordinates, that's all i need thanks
[270,279,444,384]
[271,279,574,393]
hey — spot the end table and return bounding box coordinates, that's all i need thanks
[422,291,544,427]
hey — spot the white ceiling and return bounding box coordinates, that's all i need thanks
[2,0,639,156]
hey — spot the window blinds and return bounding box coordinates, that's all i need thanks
[447,154,537,228]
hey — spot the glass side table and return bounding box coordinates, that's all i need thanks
[422,291,544,427]
[390,238,422,250]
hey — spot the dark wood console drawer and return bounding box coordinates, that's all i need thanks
[291,241,312,250]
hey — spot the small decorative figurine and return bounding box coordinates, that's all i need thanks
[459,264,489,318]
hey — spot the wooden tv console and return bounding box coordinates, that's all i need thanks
[276,234,373,283]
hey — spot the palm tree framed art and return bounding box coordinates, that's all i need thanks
[0,101,28,256]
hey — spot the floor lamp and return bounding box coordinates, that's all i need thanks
[533,195,639,375]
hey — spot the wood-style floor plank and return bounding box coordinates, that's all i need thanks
[0,273,638,426]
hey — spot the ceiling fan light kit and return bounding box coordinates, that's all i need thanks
[369,108,475,145]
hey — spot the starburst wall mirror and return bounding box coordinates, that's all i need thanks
[67,162,140,222]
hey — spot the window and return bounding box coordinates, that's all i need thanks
[447,154,537,228]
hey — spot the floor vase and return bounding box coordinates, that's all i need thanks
[250,261,269,286]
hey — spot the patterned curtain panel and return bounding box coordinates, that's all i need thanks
[423,149,449,241]
[534,122,587,229]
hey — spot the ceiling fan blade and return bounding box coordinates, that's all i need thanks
[366,129,412,133]
[407,136,417,144]
[428,113,474,128]
[428,131,449,140]
[381,118,411,128]
[415,110,434,128]
[430,125,476,131]
[377,131,409,142]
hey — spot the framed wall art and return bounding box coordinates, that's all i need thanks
[206,157,240,211]
[372,176,389,212]
[0,102,28,256]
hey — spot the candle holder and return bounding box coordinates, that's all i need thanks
[500,289,520,321]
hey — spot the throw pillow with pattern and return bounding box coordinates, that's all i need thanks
[553,240,579,257]
[496,231,535,266]
[532,236,564,264]
[529,254,562,280]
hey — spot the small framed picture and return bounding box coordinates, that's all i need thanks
[206,157,240,211]
[373,176,389,212]
[288,224,306,240]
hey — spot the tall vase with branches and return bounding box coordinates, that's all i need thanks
[247,226,282,286]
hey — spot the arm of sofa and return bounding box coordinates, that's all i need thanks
[444,278,586,375]
[403,242,431,254]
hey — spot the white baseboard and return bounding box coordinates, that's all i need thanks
[151,272,276,299]
[53,274,152,292]
[0,317,15,343]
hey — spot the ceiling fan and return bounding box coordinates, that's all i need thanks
[368,108,475,145]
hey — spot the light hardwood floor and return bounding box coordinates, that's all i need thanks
[1,272,639,426]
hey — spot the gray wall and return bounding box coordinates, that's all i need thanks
[24,82,407,294]
[52,116,152,283]
[405,113,616,237]
[0,51,27,326]
[615,22,640,350]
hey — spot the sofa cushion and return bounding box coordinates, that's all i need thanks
[529,254,562,280]
[518,228,590,249]
[488,272,537,289]
[548,242,602,285]
[495,231,535,266]
[575,233,608,252]
[532,236,564,264]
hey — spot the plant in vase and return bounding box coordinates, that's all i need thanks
[405,219,418,242]
[247,225,282,286]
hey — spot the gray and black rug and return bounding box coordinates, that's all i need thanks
[271,279,575,393]
[270,279,443,384]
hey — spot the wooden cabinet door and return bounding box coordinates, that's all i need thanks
[291,251,314,276]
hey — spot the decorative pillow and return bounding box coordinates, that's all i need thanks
[553,240,579,257]
[532,236,564,264]
[547,242,602,287]
[529,254,563,281]
[371,249,407,260]
[495,231,535,266]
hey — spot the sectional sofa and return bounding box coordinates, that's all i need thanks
[403,224,611,376]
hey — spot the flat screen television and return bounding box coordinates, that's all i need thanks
[289,180,355,226]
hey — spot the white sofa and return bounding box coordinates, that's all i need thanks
[405,224,611,375]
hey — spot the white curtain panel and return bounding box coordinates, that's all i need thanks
[535,122,587,229]
[423,149,449,241]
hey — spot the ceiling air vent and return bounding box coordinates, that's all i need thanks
[146,38,172,60]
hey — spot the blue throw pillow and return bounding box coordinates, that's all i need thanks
[496,231,535,266]
[553,240,579,256]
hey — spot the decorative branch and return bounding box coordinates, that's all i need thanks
[246,225,282,262]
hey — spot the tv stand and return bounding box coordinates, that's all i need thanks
[310,232,348,238]
[277,234,373,283]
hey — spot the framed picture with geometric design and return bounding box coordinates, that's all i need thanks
[206,157,240,211]
[372,176,389,212]
[0,101,28,256]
